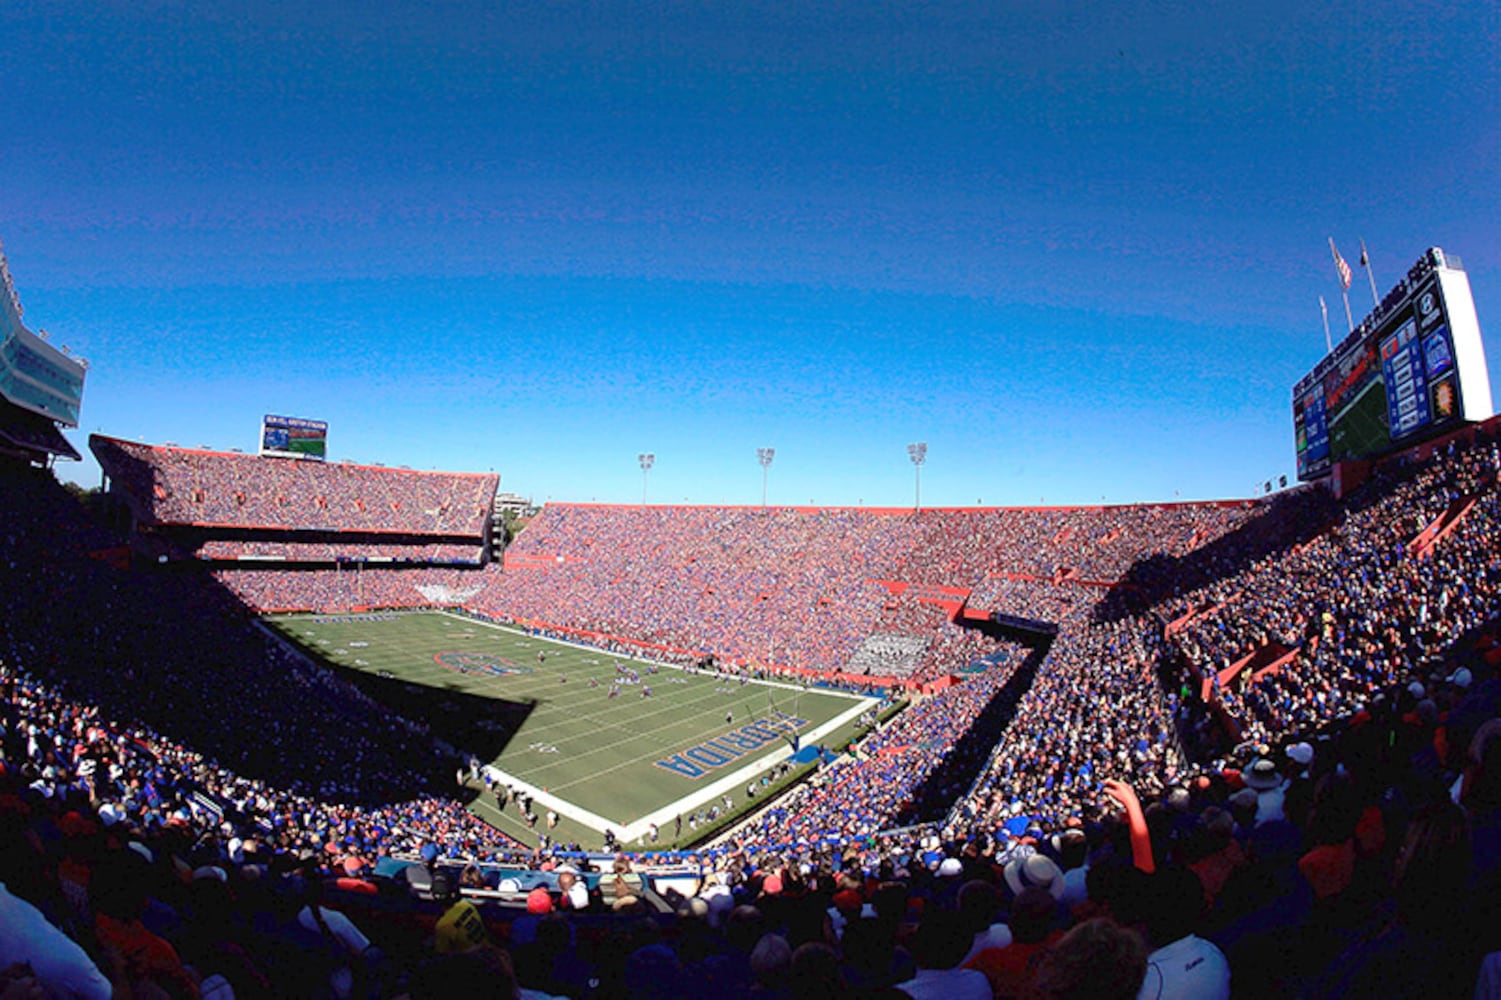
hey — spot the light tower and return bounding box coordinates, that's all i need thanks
[757,447,775,507]
[907,441,927,511]
[638,452,654,505]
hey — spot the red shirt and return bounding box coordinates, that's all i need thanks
[96,913,199,998]
[963,931,1063,999]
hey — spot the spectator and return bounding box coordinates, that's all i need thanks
[1032,918,1148,1000]
[1135,866,1231,1000]
[895,909,991,1000]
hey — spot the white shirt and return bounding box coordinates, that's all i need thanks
[827,901,878,940]
[958,922,1013,966]
[1137,934,1231,1000]
[1474,951,1501,999]
[1060,864,1090,910]
[0,882,113,1000]
[298,904,372,955]
[1253,783,1287,827]
[896,966,992,1000]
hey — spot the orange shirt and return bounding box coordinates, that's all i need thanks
[963,931,1062,1000]
[1299,840,1356,900]
[95,913,199,998]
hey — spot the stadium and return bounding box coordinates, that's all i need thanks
[4,220,1501,1000]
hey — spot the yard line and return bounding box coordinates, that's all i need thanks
[265,610,882,843]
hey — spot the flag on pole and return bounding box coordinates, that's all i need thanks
[1359,237,1380,307]
[1329,238,1353,290]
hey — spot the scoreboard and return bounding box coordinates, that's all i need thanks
[1294,248,1493,481]
[259,414,328,461]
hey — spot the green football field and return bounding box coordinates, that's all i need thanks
[263,610,877,849]
[1329,376,1391,464]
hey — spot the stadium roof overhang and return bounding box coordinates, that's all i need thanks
[0,397,80,461]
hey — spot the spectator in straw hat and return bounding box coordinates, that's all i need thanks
[1004,854,1065,903]
[1241,758,1287,826]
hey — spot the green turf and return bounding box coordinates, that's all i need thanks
[263,610,877,848]
[1329,376,1391,464]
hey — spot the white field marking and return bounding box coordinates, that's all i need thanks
[613,696,875,842]
[476,695,876,838]
[434,611,863,699]
[493,668,795,753]
[427,617,864,778]
[427,611,878,837]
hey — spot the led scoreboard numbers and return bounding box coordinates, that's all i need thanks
[1294,248,1493,482]
[1294,391,1328,477]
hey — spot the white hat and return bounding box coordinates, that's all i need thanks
[937,857,963,877]
[1286,743,1314,766]
[1449,668,1473,690]
[1003,854,1064,900]
[200,974,235,1000]
[1243,758,1283,791]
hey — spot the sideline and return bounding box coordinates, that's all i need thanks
[439,610,879,840]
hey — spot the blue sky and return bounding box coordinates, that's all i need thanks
[4,0,1498,506]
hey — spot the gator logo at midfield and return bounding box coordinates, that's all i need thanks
[434,651,533,677]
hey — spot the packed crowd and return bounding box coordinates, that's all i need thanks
[963,611,1183,831]
[91,435,498,536]
[726,646,1029,854]
[9,624,1501,996]
[844,633,929,678]
[6,420,1501,995]
[856,595,1001,679]
[468,500,1254,683]
[215,567,488,612]
[892,502,1257,583]
[192,539,484,564]
[952,431,1501,838]
[0,464,499,813]
[1166,437,1501,748]
[965,576,1101,623]
[689,657,1501,997]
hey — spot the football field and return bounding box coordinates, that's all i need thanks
[263,610,877,848]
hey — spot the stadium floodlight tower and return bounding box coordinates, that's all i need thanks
[907,441,927,511]
[757,447,775,507]
[638,452,655,505]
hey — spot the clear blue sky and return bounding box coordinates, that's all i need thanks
[4,0,1498,506]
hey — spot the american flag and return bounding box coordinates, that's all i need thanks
[1329,238,1352,290]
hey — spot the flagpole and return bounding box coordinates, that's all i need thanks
[1320,296,1332,352]
[1341,291,1353,333]
[1359,237,1379,308]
